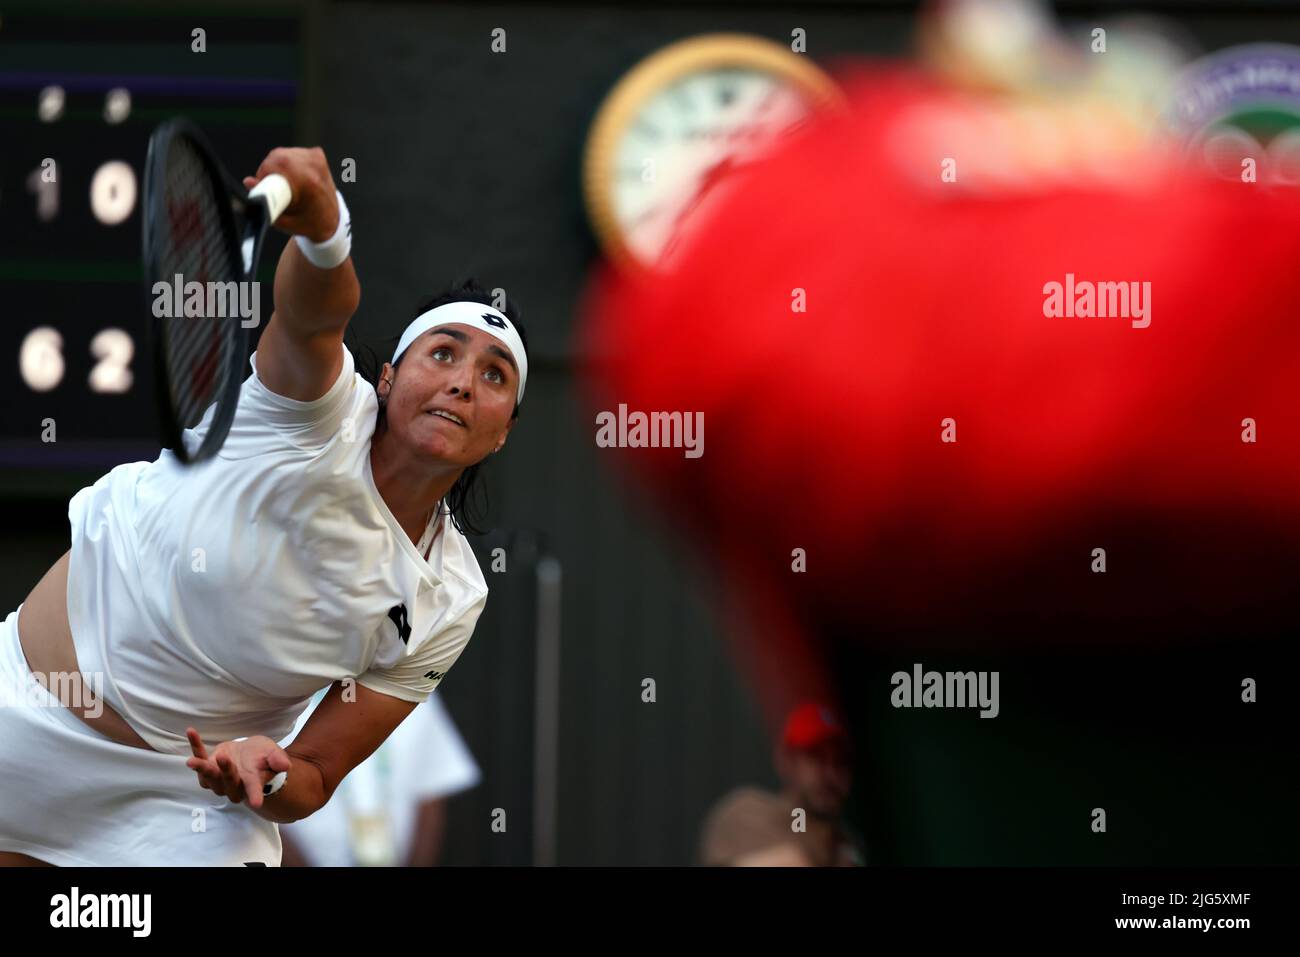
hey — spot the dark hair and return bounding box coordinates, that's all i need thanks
[346,277,528,537]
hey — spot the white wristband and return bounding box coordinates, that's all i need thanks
[294,189,352,269]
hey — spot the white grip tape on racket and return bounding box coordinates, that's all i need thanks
[262,770,288,797]
[248,172,292,223]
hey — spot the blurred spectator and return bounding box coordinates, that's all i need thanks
[700,703,865,866]
[279,690,480,867]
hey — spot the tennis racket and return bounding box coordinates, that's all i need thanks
[141,118,292,465]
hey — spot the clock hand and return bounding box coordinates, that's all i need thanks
[670,155,739,236]
[661,156,746,263]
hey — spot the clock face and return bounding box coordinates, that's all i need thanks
[609,67,818,267]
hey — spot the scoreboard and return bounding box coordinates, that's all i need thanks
[0,3,302,480]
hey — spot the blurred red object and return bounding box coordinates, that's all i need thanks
[577,66,1300,726]
[782,702,848,751]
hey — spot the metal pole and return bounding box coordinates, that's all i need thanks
[532,555,562,866]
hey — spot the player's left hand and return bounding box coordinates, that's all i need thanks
[185,728,291,810]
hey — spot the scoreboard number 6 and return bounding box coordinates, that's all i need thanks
[20,326,135,394]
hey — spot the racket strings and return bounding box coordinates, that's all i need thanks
[157,136,241,430]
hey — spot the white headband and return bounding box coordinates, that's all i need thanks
[391,300,528,406]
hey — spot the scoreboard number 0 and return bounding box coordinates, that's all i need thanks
[89,161,138,225]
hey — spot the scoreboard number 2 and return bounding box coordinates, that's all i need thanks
[20,327,135,394]
[89,329,135,392]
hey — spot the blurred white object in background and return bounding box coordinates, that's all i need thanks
[279,690,480,867]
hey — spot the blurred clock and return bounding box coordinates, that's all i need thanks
[583,33,845,272]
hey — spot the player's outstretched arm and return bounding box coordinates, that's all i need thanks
[183,677,417,825]
[244,146,360,403]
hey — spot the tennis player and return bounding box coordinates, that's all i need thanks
[0,146,528,866]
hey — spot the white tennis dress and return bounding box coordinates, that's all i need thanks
[0,342,489,866]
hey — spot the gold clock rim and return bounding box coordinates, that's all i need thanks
[582,32,848,275]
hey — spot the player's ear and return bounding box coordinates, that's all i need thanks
[493,416,517,452]
[378,362,394,405]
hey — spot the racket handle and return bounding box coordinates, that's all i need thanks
[248,173,292,224]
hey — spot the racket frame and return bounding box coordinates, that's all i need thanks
[142,118,275,465]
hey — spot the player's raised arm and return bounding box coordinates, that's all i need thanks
[244,146,360,403]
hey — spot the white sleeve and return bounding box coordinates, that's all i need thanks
[242,340,361,449]
[354,595,485,703]
[396,694,482,800]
